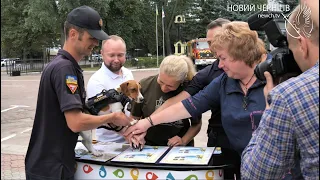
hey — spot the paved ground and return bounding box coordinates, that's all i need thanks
[1,154,25,179]
[1,68,210,179]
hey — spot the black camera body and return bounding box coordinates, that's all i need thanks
[247,11,302,81]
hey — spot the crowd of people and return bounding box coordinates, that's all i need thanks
[25,1,318,179]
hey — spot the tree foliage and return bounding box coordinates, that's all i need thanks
[278,0,299,12]
[106,0,143,52]
[1,0,30,58]
[3,0,276,58]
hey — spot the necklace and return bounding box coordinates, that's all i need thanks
[239,73,255,91]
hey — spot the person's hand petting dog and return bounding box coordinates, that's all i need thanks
[167,136,185,147]
[263,71,275,110]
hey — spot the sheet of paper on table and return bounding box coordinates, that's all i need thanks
[75,142,129,162]
[111,146,169,163]
[159,147,216,165]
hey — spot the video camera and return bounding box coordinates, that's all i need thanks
[247,11,302,81]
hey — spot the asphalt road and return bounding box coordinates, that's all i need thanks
[1,68,209,155]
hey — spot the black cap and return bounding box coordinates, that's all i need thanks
[67,6,108,40]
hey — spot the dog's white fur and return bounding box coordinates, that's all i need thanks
[79,80,143,156]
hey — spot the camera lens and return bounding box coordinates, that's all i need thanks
[254,59,272,81]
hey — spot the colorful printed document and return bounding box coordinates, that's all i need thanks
[159,147,215,165]
[111,146,169,163]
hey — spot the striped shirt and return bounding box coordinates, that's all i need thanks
[241,61,319,179]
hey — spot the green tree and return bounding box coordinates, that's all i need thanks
[133,0,158,55]
[180,0,267,42]
[25,0,111,48]
[3,0,278,59]
[105,0,143,51]
[155,0,193,55]
[1,0,112,58]
[1,0,30,58]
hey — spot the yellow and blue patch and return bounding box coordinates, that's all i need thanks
[66,75,78,94]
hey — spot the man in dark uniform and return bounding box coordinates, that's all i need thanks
[152,18,241,178]
[25,6,131,180]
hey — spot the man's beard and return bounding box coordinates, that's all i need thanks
[105,62,123,72]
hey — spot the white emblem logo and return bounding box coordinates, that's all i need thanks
[283,2,314,39]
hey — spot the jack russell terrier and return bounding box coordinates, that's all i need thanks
[80,80,144,156]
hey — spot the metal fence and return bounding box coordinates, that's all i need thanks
[5,59,46,76]
[4,58,104,76]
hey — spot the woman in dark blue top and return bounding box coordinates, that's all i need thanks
[183,72,265,154]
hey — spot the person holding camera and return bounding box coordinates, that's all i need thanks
[241,5,319,179]
[124,21,267,179]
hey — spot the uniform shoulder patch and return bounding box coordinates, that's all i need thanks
[66,75,78,94]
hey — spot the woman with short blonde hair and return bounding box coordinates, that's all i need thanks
[130,55,201,147]
[160,55,196,82]
[211,21,264,67]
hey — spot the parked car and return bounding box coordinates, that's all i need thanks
[1,59,15,67]
[91,54,102,61]
[1,59,7,66]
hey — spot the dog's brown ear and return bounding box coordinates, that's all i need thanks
[119,82,129,94]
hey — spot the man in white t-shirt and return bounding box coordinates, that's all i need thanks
[87,35,134,143]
